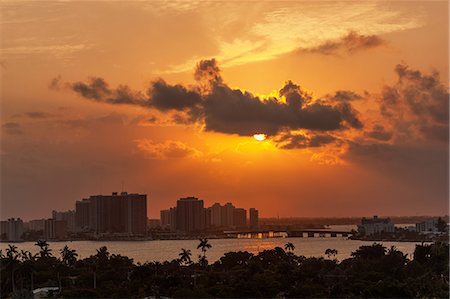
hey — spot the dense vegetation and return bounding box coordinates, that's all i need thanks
[1,239,448,298]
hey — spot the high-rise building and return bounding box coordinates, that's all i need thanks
[160,207,177,231]
[176,197,205,232]
[0,218,24,241]
[249,208,259,229]
[222,203,235,227]
[44,219,67,240]
[27,219,46,231]
[52,210,76,232]
[210,203,222,227]
[75,199,91,231]
[126,193,147,235]
[233,208,247,228]
[204,207,212,229]
[75,192,147,235]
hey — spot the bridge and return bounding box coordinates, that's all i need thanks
[223,228,354,238]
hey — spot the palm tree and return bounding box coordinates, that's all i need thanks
[178,248,192,265]
[20,250,36,262]
[60,245,78,266]
[35,239,52,258]
[285,242,295,252]
[325,248,338,258]
[197,238,212,258]
[197,238,212,268]
[6,244,19,260]
[6,245,19,294]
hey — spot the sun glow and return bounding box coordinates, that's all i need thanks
[253,134,267,141]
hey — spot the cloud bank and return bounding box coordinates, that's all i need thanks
[65,59,364,143]
[57,58,448,165]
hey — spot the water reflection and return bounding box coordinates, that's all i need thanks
[0,238,422,264]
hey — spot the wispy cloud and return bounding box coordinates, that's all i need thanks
[135,139,202,159]
[164,2,423,73]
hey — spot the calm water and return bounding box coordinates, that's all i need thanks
[1,224,422,263]
[1,238,421,263]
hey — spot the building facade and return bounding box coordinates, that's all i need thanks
[233,208,247,228]
[249,208,259,229]
[176,197,205,232]
[44,219,67,240]
[416,219,438,234]
[357,216,395,235]
[75,192,147,235]
[0,218,24,241]
[52,210,76,232]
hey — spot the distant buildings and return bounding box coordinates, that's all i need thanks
[160,197,257,233]
[0,218,24,241]
[27,219,45,232]
[357,216,394,235]
[147,219,161,229]
[160,207,177,231]
[75,192,147,235]
[75,199,91,231]
[249,208,259,229]
[233,208,247,228]
[416,219,438,234]
[52,210,76,232]
[44,219,67,240]
[176,197,206,232]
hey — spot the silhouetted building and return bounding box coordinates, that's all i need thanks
[358,216,394,235]
[416,219,438,234]
[27,219,45,231]
[205,207,212,229]
[44,219,67,240]
[222,203,235,227]
[52,210,76,232]
[148,219,160,229]
[161,199,253,232]
[176,197,205,232]
[0,218,24,241]
[249,208,259,229]
[233,208,247,228]
[75,199,91,231]
[75,192,147,235]
[160,207,177,231]
[210,203,222,227]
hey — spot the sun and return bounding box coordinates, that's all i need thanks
[253,133,266,141]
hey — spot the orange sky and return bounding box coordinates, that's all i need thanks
[1,1,448,220]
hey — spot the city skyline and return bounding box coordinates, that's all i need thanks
[1,1,449,220]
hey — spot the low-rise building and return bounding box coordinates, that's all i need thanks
[415,219,438,234]
[52,210,76,232]
[357,216,395,235]
[0,218,24,241]
[44,219,67,240]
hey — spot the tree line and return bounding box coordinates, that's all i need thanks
[1,239,448,298]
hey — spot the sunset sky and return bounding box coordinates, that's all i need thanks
[1,1,449,220]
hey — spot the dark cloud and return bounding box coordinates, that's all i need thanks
[303,31,386,55]
[327,90,363,102]
[365,124,393,141]
[25,111,55,119]
[49,75,63,90]
[65,59,364,139]
[149,79,202,111]
[275,133,338,149]
[194,58,223,85]
[379,63,449,143]
[202,82,361,136]
[2,122,23,135]
[72,77,113,100]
